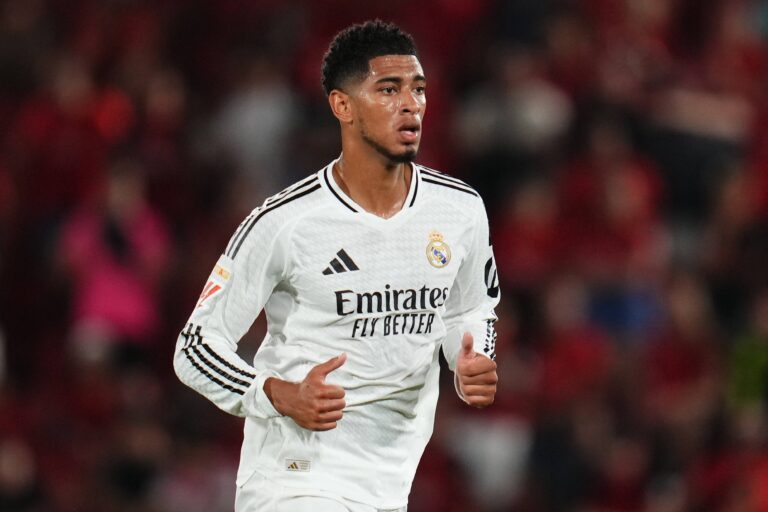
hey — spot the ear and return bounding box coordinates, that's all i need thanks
[328,89,354,124]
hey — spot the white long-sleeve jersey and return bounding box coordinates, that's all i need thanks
[173,159,500,509]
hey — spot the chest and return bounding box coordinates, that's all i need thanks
[287,208,472,317]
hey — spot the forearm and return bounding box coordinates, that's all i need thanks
[173,326,281,419]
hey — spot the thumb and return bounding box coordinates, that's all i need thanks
[311,353,347,381]
[459,332,475,359]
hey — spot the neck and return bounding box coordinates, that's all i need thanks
[333,141,412,219]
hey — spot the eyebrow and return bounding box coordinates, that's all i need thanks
[374,74,427,84]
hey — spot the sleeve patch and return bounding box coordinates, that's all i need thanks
[195,257,232,310]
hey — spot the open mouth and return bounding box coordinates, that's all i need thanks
[398,123,421,142]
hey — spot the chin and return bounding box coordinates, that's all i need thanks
[391,148,418,163]
[389,143,419,162]
[362,131,419,163]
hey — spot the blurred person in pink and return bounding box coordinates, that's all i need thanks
[58,155,171,360]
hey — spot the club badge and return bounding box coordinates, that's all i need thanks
[426,231,451,268]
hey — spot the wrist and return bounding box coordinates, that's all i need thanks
[264,377,297,416]
[453,372,468,403]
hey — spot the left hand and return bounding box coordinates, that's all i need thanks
[456,332,497,408]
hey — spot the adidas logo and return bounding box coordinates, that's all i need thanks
[286,459,311,472]
[322,249,359,275]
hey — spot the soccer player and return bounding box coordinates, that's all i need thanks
[174,20,500,512]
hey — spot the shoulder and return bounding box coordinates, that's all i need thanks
[415,163,485,214]
[417,164,480,199]
[225,172,325,259]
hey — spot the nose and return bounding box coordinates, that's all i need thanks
[400,89,421,115]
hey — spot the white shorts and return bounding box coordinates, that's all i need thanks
[235,471,407,512]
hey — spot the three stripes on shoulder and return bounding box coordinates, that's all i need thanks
[419,166,478,197]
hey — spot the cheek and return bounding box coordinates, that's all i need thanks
[362,105,396,133]
[376,97,399,115]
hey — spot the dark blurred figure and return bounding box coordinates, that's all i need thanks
[642,272,724,502]
[557,114,666,343]
[0,438,46,511]
[703,166,768,332]
[454,45,572,211]
[524,275,616,511]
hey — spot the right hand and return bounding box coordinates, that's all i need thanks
[264,354,347,431]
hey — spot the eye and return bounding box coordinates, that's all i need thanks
[415,86,426,94]
[381,86,397,94]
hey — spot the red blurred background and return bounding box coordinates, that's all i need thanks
[2,0,768,511]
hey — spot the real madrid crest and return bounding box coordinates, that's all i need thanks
[426,230,451,268]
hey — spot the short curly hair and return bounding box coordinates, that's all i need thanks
[321,20,418,96]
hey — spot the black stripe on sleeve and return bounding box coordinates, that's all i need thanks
[227,177,319,258]
[422,177,479,197]
[200,343,256,380]
[181,323,193,348]
[183,350,246,395]
[483,320,497,361]
[420,167,474,188]
[225,213,255,256]
[188,345,251,388]
[264,174,320,207]
[230,183,322,258]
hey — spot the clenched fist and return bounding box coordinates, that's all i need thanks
[264,354,347,431]
[456,333,497,408]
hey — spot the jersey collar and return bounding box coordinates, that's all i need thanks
[321,157,421,216]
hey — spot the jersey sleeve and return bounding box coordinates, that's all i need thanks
[441,199,500,374]
[173,208,292,419]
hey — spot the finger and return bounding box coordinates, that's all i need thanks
[458,357,497,378]
[317,385,345,400]
[460,384,496,397]
[317,410,343,422]
[459,332,475,358]
[317,399,346,413]
[312,421,338,431]
[310,353,347,380]
[458,371,498,386]
[466,395,495,408]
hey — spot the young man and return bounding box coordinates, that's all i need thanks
[174,20,500,512]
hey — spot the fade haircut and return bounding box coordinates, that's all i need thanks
[321,20,418,96]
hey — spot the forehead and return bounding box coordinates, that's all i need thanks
[365,55,424,81]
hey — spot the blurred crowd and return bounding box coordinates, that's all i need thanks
[1,0,768,511]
